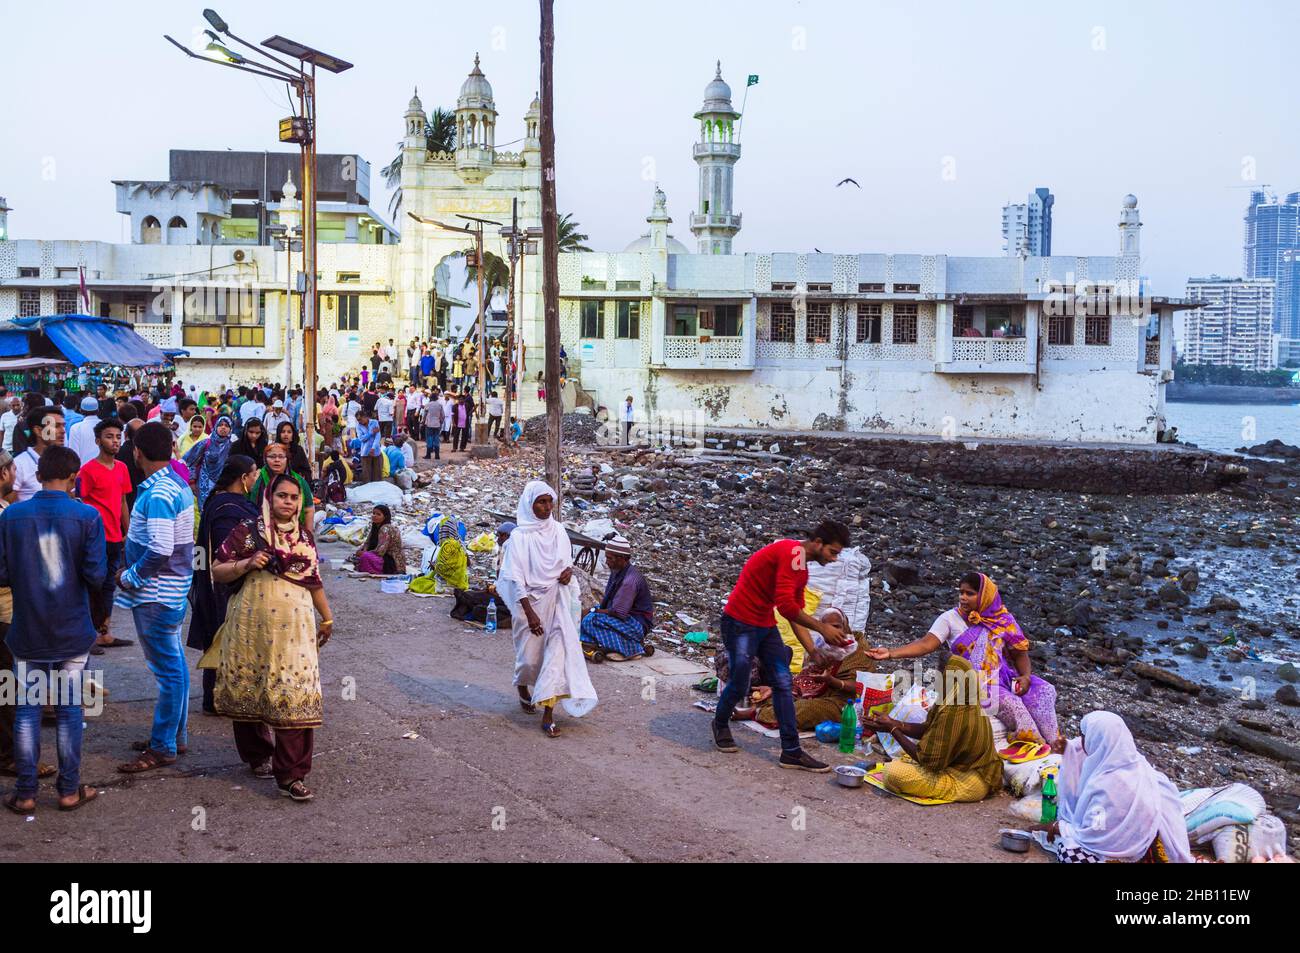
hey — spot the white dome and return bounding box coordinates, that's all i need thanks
[458,54,494,108]
[696,61,740,118]
[624,233,691,254]
[407,87,423,112]
[1123,194,1138,208]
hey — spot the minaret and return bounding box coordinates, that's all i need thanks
[691,61,742,254]
[1119,193,1141,257]
[454,53,497,184]
[0,196,10,241]
[522,92,541,165]
[278,172,300,234]
[404,87,427,145]
[647,184,671,250]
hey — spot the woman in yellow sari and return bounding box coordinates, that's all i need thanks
[202,473,333,802]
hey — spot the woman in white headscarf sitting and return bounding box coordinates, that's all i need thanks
[496,480,598,737]
[1034,711,1194,863]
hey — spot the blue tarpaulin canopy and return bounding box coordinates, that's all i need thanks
[0,330,28,358]
[9,314,169,368]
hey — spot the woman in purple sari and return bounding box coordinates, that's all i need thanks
[867,571,1059,746]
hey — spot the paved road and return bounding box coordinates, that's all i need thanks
[8,545,1028,863]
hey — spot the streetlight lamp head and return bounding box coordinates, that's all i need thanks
[203,8,229,33]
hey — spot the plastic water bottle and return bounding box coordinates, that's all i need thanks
[1040,770,1058,824]
[485,602,497,633]
[838,699,857,754]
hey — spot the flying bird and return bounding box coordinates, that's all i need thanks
[836,177,861,188]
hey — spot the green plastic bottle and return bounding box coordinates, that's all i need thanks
[1040,771,1058,824]
[838,699,857,754]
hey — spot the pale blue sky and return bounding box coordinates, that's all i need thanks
[1,0,1296,294]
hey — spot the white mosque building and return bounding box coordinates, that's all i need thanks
[0,56,1190,442]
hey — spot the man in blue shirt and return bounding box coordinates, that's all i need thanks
[355,409,382,484]
[0,445,106,813]
[114,422,195,773]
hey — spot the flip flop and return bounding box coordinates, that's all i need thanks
[999,740,1049,764]
[98,637,135,648]
[541,721,560,738]
[4,794,35,815]
[57,785,98,812]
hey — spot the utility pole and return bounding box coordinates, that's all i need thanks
[504,198,517,436]
[540,0,562,502]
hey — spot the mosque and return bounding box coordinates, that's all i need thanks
[0,55,1192,442]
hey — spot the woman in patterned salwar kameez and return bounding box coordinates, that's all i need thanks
[200,474,333,802]
[867,571,1060,747]
[865,655,1003,802]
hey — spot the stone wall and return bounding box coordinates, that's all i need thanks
[704,431,1248,495]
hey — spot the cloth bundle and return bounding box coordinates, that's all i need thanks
[806,546,872,633]
[1180,783,1285,862]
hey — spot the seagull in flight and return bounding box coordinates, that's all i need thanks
[836,177,861,188]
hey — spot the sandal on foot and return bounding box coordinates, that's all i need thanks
[541,721,560,738]
[3,794,35,815]
[278,780,314,802]
[117,749,177,774]
[131,740,187,756]
[251,761,274,780]
[517,689,536,714]
[1,760,56,779]
[57,785,98,812]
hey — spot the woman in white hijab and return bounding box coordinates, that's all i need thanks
[1036,711,1193,863]
[496,480,597,736]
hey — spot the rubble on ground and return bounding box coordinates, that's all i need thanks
[327,432,1300,845]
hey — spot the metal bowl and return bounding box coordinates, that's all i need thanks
[999,828,1032,853]
[833,765,867,788]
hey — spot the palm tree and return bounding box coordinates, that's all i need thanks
[382,107,457,220]
[556,212,591,252]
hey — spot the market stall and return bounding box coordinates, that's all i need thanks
[0,313,176,393]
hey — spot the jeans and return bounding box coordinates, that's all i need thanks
[714,613,801,753]
[131,602,189,757]
[12,655,88,798]
[424,426,441,459]
[488,415,502,438]
[91,540,125,633]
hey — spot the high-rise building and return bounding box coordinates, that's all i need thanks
[1243,190,1300,339]
[1183,276,1276,371]
[1001,187,1053,256]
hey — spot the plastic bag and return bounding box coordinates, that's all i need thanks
[807,545,872,632]
[346,481,404,507]
[467,532,497,554]
[380,576,411,594]
[877,683,931,760]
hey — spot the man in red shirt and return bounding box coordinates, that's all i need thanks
[78,418,135,652]
[713,519,852,770]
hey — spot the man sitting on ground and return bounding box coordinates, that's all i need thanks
[579,535,653,660]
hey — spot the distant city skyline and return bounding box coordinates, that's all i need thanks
[1,0,1297,296]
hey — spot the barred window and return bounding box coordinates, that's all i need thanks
[1048,312,1074,345]
[336,293,359,331]
[1084,314,1110,346]
[770,282,796,292]
[858,282,884,293]
[770,301,795,342]
[894,283,920,294]
[19,290,40,317]
[57,290,78,314]
[892,303,918,344]
[580,300,605,338]
[806,301,832,342]
[856,303,882,343]
[807,282,832,293]
[616,300,640,338]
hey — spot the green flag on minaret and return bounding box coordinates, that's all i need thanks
[747,74,759,86]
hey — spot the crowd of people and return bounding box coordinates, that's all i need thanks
[0,365,1290,864]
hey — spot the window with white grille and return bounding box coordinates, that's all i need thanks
[57,290,78,314]
[19,290,40,317]
[892,303,918,344]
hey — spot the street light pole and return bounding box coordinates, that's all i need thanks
[540,0,563,504]
[164,11,350,476]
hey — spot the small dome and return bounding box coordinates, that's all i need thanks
[623,233,691,254]
[696,61,740,118]
[458,53,495,109]
[1123,194,1138,208]
[407,86,423,112]
[526,91,541,116]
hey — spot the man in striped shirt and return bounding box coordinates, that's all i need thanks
[114,422,195,773]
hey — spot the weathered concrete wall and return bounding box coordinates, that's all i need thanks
[580,363,1163,444]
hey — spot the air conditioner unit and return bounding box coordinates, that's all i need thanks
[233,249,246,262]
